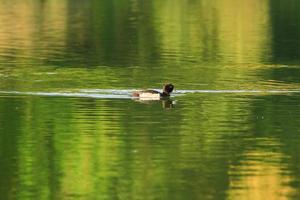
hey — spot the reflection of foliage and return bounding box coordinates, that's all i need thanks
[1,93,300,199]
[0,0,300,199]
[0,0,300,92]
[0,0,279,67]
[0,0,299,67]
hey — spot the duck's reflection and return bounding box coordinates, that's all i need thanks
[161,99,175,109]
[133,98,175,109]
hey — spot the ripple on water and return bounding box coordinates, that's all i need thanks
[0,89,300,100]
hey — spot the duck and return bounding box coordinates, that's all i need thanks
[132,83,174,99]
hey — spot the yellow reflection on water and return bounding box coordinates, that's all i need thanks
[217,0,271,63]
[0,0,67,59]
[155,0,271,64]
[228,139,294,200]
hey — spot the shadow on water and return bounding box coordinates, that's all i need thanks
[269,0,300,64]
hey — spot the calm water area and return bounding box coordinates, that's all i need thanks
[0,0,300,199]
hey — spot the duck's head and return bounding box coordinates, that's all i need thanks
[163,83,174,95]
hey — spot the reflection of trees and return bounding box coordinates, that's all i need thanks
[1,92,300,199]
[0,0,300,199]
[63,0,161,67]
[0,98,22,199]
[0,0,272,67]
[2,0,292,92]
[248,95,300,198]
[0,96,183,199]
[0,0,68,66]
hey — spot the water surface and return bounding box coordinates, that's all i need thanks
[1,0,300,199]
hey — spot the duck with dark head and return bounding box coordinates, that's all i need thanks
[132,83,174,99]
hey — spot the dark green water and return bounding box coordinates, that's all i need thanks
[1,0,300,199]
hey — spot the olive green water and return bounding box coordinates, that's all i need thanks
[1,1,300,199]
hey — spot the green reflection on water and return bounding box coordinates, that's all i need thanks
[0,0,300,199]
[1,94,300,199]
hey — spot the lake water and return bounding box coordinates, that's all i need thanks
[0,0,300,199]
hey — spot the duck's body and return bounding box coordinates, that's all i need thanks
[132,90,164,98]
[132,84,174,99]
